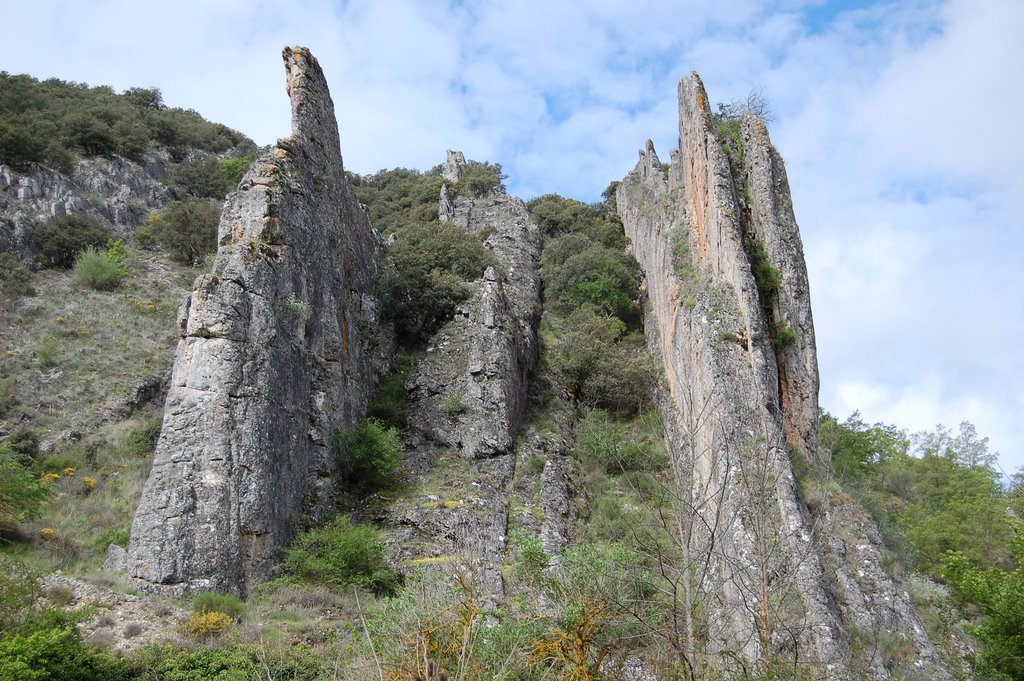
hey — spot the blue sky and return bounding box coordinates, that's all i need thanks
[3,0,1022,475]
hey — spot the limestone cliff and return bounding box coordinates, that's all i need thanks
[616,73,949,678]
[113,47,390,596]
[0,154,172,259]
[384,152,544,606]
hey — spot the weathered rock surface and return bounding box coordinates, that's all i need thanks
[384,152,543,606]
[617,73,949,678]
[114,47,390,596]
[0,154,172,260]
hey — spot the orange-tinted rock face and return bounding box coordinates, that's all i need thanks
[617,73,949,678]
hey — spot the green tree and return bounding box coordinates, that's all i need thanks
[169,153,230,199]
[32,214,112,269]
[142,198,221,264]
[379,221,494,343]
[944,527,1024,680]
[547,306,653,415]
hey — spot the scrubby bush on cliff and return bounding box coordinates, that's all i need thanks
[379,221,495,343]
[547,306,653,415]
[451,160,506,198]
[141,198,221,265]
[32,214,113,269]
[336,418,403,490]
[281,515,398,596]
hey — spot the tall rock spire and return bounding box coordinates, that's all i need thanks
[111,47,391,596]
[616,72,950,678]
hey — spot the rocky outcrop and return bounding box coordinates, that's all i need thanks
[385,152,542,606]
[113,47,390,596]
[617,73,949,678]
[0,154,171,259]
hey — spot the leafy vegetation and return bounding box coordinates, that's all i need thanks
[378,221,496,343]
[73,240,130,290]
[0,253,33,304]
[0,72,253,171]
[32,214,113,269]
[336,418,403,490]
[281,515,399,596]
[819,413,1023,678]
[0,442,49,533]
[139,198,221,265]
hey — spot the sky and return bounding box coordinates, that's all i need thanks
[3,0,1022,476]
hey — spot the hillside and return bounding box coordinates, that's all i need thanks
[1,46,1021,681]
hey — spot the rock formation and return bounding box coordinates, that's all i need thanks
[384,152,544,606]
[0,154,171,259]
[616,72,949,678]
[112,47,390,596]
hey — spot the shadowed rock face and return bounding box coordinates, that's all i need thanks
[114,47,390,596]
[617,73,949,678]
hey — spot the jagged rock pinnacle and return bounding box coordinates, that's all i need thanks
[111,46,391,596]
[616,72,951,678]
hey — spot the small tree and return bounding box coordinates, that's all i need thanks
[336,418,404,490]
[142,198,220,264]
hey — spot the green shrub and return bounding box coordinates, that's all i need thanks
[281,515,398,595]
[6,429,39,464]
[169,153,230,198]
[0,442,50,531]
[0,252,34,302]
[220,153,254,186]
[32,214,112,269]
[122,417,162,456]
[191,591,245,620]
[72,241,128,290]
[336,418,403,489]
[366,352,417,429]
[451,161,506,197]
[0,624,128,680]
[575,409,664,475]
[547,307,654,415]
[527,194,625,248]
[35,335,60,368]
[772,324,798,350]
[440,389,468,418]
[0,556,37,632]
[142,198,221,265]
[379,221,496,343]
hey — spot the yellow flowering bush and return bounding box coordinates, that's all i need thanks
[182,610,233,639]
[40,527,54,540]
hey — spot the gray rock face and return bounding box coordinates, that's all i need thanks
[617,73,949,678]
[385,151,542,606]
[0,154,171,259]
[115,47,390,596]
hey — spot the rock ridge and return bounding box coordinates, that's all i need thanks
[616,72,949,678]
[385,150,543,606]
[113,47,391,596]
